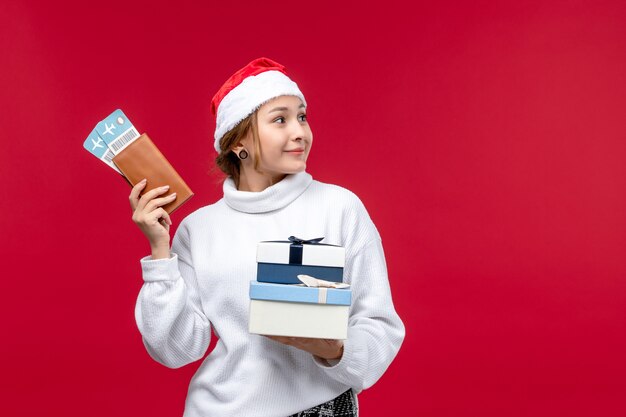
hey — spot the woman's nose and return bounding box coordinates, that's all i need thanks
[291,121,308,140]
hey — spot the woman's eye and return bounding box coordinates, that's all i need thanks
[273,114,306,124]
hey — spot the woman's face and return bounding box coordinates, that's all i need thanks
[242,95,313,177]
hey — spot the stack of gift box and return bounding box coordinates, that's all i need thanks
[248,236,351,339]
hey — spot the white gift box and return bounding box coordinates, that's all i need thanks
[248,280,351,339]
[257,237,345,284]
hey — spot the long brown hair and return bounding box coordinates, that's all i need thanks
[214,110,263,187]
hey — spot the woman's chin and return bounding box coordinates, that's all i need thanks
[282,162,307,174]
[292,163,307,173]
[263,161,307,176]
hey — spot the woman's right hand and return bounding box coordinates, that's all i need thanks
[129,179,177,259]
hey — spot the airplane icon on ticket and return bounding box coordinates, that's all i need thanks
[91,136,104,150]
[102,123,116,136]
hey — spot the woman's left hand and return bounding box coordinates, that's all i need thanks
[265,336,344,360]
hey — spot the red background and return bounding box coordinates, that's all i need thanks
[1,1,625,416]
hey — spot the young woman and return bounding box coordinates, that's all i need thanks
[130,57,405,417]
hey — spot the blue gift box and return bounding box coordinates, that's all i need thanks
[249,280,352,339]
[256,236,345,284]
[249,281,352,306]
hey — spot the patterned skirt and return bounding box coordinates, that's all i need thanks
[289,389,358,417]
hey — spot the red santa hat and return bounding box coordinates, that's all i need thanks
[211,57,307,153]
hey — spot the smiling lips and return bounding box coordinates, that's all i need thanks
[285,149,305,153]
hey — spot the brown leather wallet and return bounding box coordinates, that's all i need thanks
[112,133,194,214]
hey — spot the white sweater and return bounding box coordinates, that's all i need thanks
[135,171,405,417]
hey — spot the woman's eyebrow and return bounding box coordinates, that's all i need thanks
[268,104,306,114]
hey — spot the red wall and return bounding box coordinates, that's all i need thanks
[1,1,625,416]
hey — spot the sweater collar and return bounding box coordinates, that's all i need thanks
[223,171,313,213]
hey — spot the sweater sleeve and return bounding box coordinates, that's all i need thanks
[134,219,211,369]
[312,197,405,392]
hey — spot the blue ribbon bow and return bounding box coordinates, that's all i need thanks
[287,236,324,264]
[288,236,324,245]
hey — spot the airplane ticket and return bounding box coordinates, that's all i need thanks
[82,127,123,175]
[95,109,140,155]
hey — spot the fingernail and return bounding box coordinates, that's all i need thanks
[140,178,147,183]
[170,192,177,197]
[161,185,170,190]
